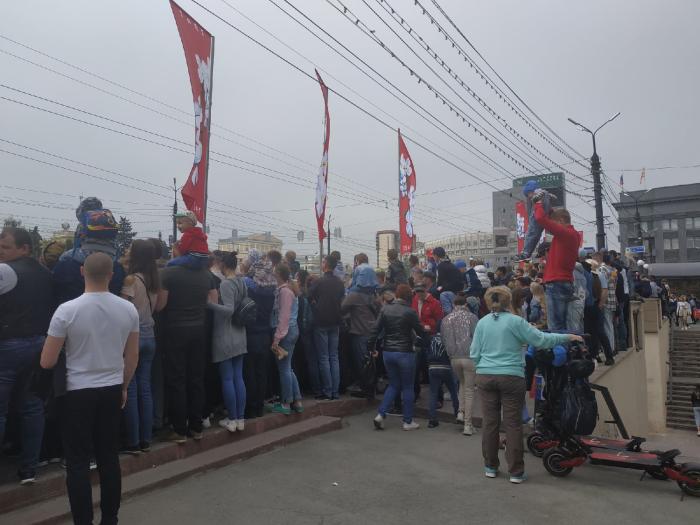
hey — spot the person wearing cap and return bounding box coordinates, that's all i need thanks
[52,207,125,306]
[533,199,579,332]
[514,180,553,261]
[168,211,209,269]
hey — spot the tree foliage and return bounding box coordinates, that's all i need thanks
[116,216,137,255]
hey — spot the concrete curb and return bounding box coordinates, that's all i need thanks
[0,397,371,517]
[3,416,342,525]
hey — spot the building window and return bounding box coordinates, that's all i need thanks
[687,237,700,249]
[663,238,679,250]
[661,219,678,231]
[686,217,700,230]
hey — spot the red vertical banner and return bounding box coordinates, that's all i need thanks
[398,130,416,255]
[170,0,213,225]
[314,70,330,241]
[515,200,527,254]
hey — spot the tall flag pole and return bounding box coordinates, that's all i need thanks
[170,0,214,229]
[314,69,330,272]
[398,130,416,255]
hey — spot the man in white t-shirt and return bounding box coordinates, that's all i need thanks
[41,252,139,525]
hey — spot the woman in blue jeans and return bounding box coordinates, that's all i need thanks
[208,251,248,433]
[270,264,303,415]
[121,239,163,453]
[370,284,427,431]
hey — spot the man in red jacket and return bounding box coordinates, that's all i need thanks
[534,196,580,331]
[412,284,443,335]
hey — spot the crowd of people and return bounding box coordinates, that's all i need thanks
[0,191,694,523]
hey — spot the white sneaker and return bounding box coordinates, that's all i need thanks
[403,421,420,431]
[219,418,237,433]
[456,411,465,423]
[202,417,212,429]
[373,414,385,430]
[236,419,245,432]
[463,424,474,436]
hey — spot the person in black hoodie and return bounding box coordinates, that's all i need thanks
[432,247,462,315]
[385,249,408,288]
[309,254,345,400]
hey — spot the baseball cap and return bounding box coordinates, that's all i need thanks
[455,259,467,269]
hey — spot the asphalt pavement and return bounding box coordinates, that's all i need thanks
[108,411,699,525]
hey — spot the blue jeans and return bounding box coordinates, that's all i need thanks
[314,326,340,398]
[428,368,458,420]
[302,331,321,396]
[0,336,45,474]
[545,281,573,332]
[440,291,456,315]
[218,354,246,420]
[523,193,551,256]
[694,407,700,428]
[125,336,156,447]
[277,326,301,404]
[378,351,417,423]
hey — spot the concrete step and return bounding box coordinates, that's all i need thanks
[667,421,697,431]
[0,397,370,517]
[1,415,343,525]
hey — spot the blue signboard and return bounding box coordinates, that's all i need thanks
[625,245,645,254]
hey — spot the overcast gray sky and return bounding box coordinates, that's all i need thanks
[3,0,700,258]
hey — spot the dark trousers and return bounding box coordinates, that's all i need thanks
[349,334,373,396]
[244,330,272,417]
[428,368,458,420]
[476,374,525,476]
[63,385,122,525]
[164,325,206,435]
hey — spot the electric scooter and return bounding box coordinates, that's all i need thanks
[542,437,700,498]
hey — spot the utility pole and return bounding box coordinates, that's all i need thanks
[568,112,620,251]
[171,177,178,250]
[590,147,606,251]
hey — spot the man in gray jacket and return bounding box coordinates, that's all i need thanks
[341,268,380,399]
[440,295,478,435]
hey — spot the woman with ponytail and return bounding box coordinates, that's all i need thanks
[470,286,582,484]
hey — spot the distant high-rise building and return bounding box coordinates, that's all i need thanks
[375,230,400,270]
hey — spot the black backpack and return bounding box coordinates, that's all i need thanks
[230,278,257,327]
[560,381,598,436]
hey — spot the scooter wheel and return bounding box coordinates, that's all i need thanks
[678,468,700,497]
[527,433,549,458]
[543,448,573,477]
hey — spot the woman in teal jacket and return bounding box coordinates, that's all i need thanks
[470,286,582,484]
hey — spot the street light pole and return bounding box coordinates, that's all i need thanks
[568,112,620,251]
[622,189,651,247]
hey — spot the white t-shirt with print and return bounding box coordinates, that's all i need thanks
[48,292,139,391]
